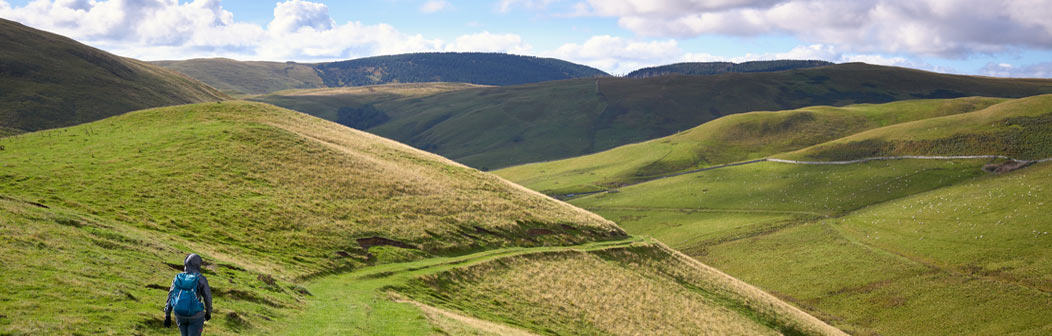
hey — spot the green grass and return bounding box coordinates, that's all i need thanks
[0,197,310,335]
[562,158,1052,335]
[363,63,1052,169]
[573,160,987,217]
[783,94,1052,160]
[0,19,228,132]
[0,101,630,334]
[273,238,645,335]
[496,97,1006,194]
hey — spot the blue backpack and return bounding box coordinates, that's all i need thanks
[169,272,204,316]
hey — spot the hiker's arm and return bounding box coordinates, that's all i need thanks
[164,278,176,317]
[199,275,213,313]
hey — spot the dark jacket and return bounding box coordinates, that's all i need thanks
[164,254,213,319]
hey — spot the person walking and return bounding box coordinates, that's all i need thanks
[164,254,213,336]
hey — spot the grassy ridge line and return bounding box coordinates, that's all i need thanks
[495,97,1007,195]
[394,241,847,336]
[272,237,647,335]
[783,93,1052,161]
[277,237,845,336]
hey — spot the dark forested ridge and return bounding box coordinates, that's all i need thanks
[626,60,834,78]
[155,52,609,94]
[0,19,228,132]
[315,52,609,86]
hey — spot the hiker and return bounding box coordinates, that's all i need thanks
[163,254,213,336]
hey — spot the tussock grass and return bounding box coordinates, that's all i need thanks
[397,243,846,336]
[496,97,1005,194]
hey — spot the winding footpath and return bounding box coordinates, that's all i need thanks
[272,237,647,335]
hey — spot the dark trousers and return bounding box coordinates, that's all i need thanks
[176,316,205,336]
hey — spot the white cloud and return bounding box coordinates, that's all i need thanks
[419,0,451,14]
[546,35,681,74]
[269,0,333,33]
[981,62,1052,78]
[0,0,530,61]
[576,0,1052,58]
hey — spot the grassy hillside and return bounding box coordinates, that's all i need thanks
[365,63,1052,169]
[0,19,228,132]
[496,97,1006,195]
[782,94,1052,161]
[155,53,608,95]
[248,83,484,127]
[0,101,842,335]
[569,158,1052,335]
[394,243,844,336]
[152,59,325,96]
[536,95,1052,334]
[626,60,833,78]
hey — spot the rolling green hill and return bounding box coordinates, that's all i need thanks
[151,59,325,97]
[780,94,1052,161]
[363,63,1052,169]
[495,97,1007,195]
[0,101,842,335]
[155,53,608,95]
[0,19,228,133]
[625,60,834,78]
[520,94,1052,335]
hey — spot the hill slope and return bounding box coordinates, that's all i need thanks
[155,53,608,95]
[781,94,1052,161]
[625,60,834,78]
[543,94,1052,335]
[0,102,841,335]
[151,59,325,96]
[365,63,1052,169]
[0,19,228,132]
[495,97,1007,194]
[248,83,485,128]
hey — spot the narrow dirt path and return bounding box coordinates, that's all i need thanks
[562,155,1052,198]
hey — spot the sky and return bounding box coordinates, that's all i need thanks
[1,0,1051,76]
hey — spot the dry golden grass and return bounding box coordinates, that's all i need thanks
[393,295,540,336]
[399,243,846,336]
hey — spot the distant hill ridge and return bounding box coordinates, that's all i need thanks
[626,60,834,78]
[155,52,609,95]
[0,18,228,132]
